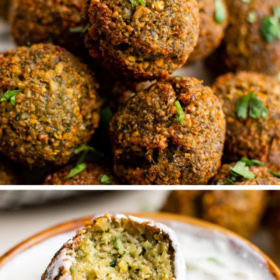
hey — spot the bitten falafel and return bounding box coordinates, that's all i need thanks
[110,76,226,185]
[0,44,101,167]
[213,72,280,165]
[188,0,228,64]
[43,162,119,185]
[162,189,268,238]
[9,0,88,54]
[223,0,280,75]
[85,0,200,80]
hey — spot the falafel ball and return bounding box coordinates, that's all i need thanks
[85,0,200,80]
[210,162,280,185]
[110,76,226,185]
[188,0,228,64]
[0,44,101,167]
[213,72,280,165]
[0,0,9,19]
[162,190,268,238]
[0,158,18,185]
[44,162,119,185]
[223,0,280,75]
[9,0,88,54]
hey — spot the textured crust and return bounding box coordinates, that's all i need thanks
[110,77,226,185]
[213,71,280,166]
[9,0,88,54]
[85,0,199,80]
[223,0,280,75]
[162,190,268,238]
[43,162,119,185]
[0,44,101,167]
[188,0,228,63]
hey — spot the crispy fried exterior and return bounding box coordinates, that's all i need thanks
[85,0,199,80]
[9,0,88,54]
[44,162,119,185]
[110,77,226,185]
[188,0,228,63]
[223,0,280,75]
[213,72,280,165]
[0,0,9,19]
[162,189,268,238]
[210,163,280,185]
[0,44,101,167]
[202,190,268,238]
[0,159,18,185]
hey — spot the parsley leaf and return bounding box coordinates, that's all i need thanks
[100,174,112,185]
[270,171,280,178]
[241,157,264,166]
[261,7,280,43]
[215,0,226,23]
[236,92,268,120]
[230,161,255,179]
[66,163,87,179]
[110,260,117,267]
[174,100,185,125]
[0,90,19,105]
[74,144,95,155]
[130,0,146,7]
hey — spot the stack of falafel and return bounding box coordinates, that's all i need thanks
[0,0,280,188]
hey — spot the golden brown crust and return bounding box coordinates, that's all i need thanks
[85,0,199,80]
[213,71,280,166]
[110,76,226,185]
[0,44,101,167]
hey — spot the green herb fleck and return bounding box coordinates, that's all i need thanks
[70,24,90,35]
[130,0,146,7]
[135,268,141,272]
[0,90,19,105]
[241,157,264,166]
[230,161,255,179]
[174,100,185,125]
[215,0,226,23]
[113,237,119,251]
[110,260,117,267]
[236,92,268,120]
[66,163,87,179]
[270,171,280,178]
[248,11,257,23]
[100,174,112,185]
[74,144,95,155]
[261,7,280,43]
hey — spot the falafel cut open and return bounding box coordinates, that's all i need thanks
[42,214,186,280]
[213,71,280,166]
[0,44,101,167]
[110,76,226,185]
[85,0,200,80]
[9,0,88,54]
[43,162,119,185]
[223,0,280,75]
[188,0,228,64]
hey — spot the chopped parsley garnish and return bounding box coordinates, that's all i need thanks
[130,0,146,7]
[215,0,226,23]
[241,157,264,166]
[135,268,141,272]
[230,161,255,179]
[261,7,280,43]
[270,171,280,178]
[248,11,257,23]
[66,163,87,179]
[236,92,268,120]
[174,100,185,125]
[110,260,117,267]
[100,174,112,185]
[66,144,95,179]
[0,90,19,105]
[113,237,119,251]
[70,24,90,35]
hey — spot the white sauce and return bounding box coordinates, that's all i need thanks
[0,219,276,280]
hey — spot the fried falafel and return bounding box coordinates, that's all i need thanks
[213,72,280,165]
[223,0,280,75]
[43,162,119,185]
[85,0,200,80]
[0,44,101,167]
[188,0,228,64]
[110,76,226,185]
[9,0,88,54]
